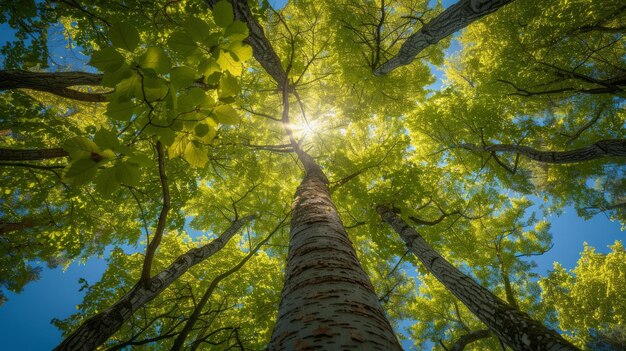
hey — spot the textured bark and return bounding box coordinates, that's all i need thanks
[205,0,289,88]
[53,216,253,351]
[450,329,492,351]
[458,139,626,164]
[268,153,402,351]
[374,0,515,75]
[0,70,106,102]
[0,147,69,161]
[377,205,580,351]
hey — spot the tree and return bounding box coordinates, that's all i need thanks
[0,0,624,350]
[540,241,626,349]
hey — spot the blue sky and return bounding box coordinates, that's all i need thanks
[0,0,624,350]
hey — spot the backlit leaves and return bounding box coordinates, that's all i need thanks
[109,22,140,51]
[212,1,234,28]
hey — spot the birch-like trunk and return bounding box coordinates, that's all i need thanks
[377,205,580,351]
[54,216,253,351]
[268,153,402,350]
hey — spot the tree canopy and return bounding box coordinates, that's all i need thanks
[0,0,624,350]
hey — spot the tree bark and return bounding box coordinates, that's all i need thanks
[374,0,515,75]
[0,70,106,102]
[450,329,492,351]
[205,0,289,88]
[377,205,580,351]
[53,215,253,351]
[0,147,69,161]
[458,139,626,164]
[268,153,402,351]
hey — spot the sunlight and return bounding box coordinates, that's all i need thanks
[287,119,321,138]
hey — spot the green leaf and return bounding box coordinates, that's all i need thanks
[168,135,189,158]
[127,153,153,167]
[213,104,240,124]
[95,167,120,196]
[224,21,249,41]
[155,127,176,146]
[198,58,221,83]
[63,137,99,159]
[183,141,208,167]
[212,1,234,28]
[218,73,240,98]
[178,88,214,111]
[196,121,217,143]
[89,48,125,72]
[226,42,253,62]
[115,161,141,186]
[64,159,99,185]
[168,31,200,58]
[194,123,210,137]
[216,50,242,76]
[171,66,197,90]
[94,129,121,150]
[109,22,140,51]
[100,149,116,159]
[183,17,213,43]
[203,33,222,48]
[106,100,137,122]
[138,47,171,75]
[142,76,169,101]
[101,63,132,88]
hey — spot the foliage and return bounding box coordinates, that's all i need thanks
[540,241,626,348]
[0,0,624,349]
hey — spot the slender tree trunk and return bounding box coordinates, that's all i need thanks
[450,329,492,351]
[497,252,520,310]
[377,205,580,351]
[0,147,68,161]
[374,0,515,75]
[458,139,626,164]
[268,153,402,350]
[0,70,106,102]
[53,216,253,351]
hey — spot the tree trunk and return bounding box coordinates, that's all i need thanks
[458,139,626,164]
[0,70,106,102]
[53,215,253,351]
[374,0,515,75]
[377,205,580,351]
[268,153,402,351]
[0,147,69,161]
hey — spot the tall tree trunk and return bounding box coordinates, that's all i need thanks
[53,216,253,351]
[374,0,515,75]
[268,153,402,350]
[457,139,626,164]
[0,70,106,102]
[377,205,580,351]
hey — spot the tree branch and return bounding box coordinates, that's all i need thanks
[374,0,515,75]
[0,147,69,161]
[0,70,107,102]
[456,139,626,164]
[140,141,170,287]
